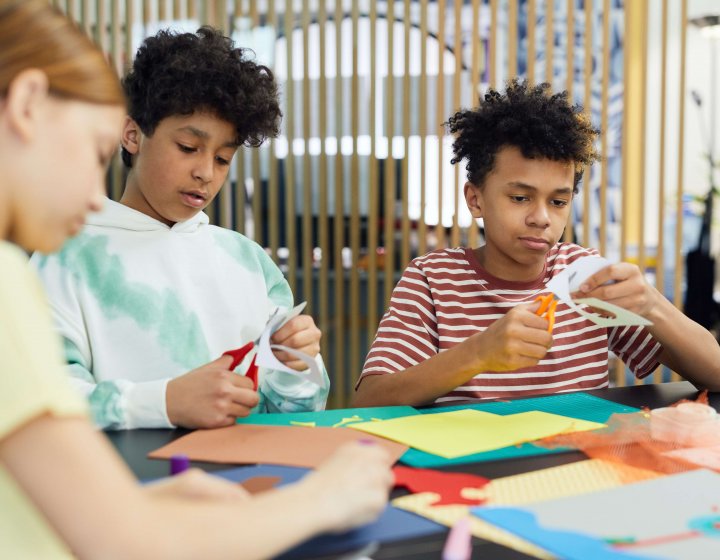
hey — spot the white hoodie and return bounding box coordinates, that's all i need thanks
[32,199,328,429]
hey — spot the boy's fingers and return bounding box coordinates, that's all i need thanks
[271,315,314,344]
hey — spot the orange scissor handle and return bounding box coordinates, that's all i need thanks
[534,294,558,333]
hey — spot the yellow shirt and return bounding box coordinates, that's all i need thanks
[0,241,87,559]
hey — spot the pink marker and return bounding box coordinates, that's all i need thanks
[442,517,472,560]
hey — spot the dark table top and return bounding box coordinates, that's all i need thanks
[106,381,713,559]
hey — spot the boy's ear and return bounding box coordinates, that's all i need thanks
[3,69,50,143]
[121,116,141,155]
[464,181,484,219]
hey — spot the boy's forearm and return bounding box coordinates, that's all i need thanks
[647,291,720,390]
[352,340,483,407]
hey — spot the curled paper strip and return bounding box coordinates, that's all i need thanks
[255,302,327,388]
[650,403,720,447]
[545,256,651,327]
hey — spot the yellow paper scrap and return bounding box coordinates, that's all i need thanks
[349,409,605,458]
[289,421,316,427]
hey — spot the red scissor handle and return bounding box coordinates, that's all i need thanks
[222,341,259,390]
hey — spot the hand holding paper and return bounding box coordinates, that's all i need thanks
[545,256,651,327]
[270,314,321,370]
[255,302,327,387]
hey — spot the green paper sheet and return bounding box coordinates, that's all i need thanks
[349,409,605,459]
[236,405,420,427]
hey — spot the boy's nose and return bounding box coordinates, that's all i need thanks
[192,157,214,183]
[527,204,551,228]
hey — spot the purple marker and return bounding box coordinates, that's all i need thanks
[170,454,190,476]
[442,517,472,560]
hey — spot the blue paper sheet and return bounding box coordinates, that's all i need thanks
[208,464,445,559]
[401,393,639,467]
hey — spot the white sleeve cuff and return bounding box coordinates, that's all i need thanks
[122,378,173,429]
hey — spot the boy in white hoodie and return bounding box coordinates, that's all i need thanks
[33,27,329,430]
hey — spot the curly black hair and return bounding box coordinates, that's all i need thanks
[121,26,281,167]
[447,79,599,192]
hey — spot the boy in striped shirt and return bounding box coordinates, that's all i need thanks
[354,79,720,406]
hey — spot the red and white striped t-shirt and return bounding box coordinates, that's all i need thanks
[358,243,662,403]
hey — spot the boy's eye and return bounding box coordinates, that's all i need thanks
[216,156,230,166]
[177,144,196,153]
[551,199,569,208]
[510,195,529,203]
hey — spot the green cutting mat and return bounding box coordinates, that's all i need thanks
[235,405,419,427]
[400,392,639,467]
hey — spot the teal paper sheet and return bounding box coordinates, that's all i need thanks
[236,405,420,427]
[400,393,639,467]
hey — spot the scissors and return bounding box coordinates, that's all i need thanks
[534,293,558,333]
[221,309,282,391]
[222,341,259,390]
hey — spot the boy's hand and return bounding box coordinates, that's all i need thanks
[270,314,321,371]
[300,441,393,533]
[575,263,660,319]
[166,355,259,429]
[470,301,553,372]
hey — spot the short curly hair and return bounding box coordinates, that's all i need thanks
[448,79,599,193]
[121,26,281,167]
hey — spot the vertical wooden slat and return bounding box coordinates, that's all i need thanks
[672,0,688,382]
[251,2,263,245]
[599,0,609,257]
[468,0,480,248]
[187,0,196,21]
[582,0,592,247]
[301,0,313,310]
[333,0,346,405]
[95,0,107,52]
[418,0,428,255]
[563,0,575,243]
[267,0,279,259]
[233,0,246,237]
[385,0,397,302]
[81,0,91,35]
[545,0,554,84]
[124,0,135,72]
[368,0,380,348]
[435,0,446,251]
[508,0,517,78]
[285,0,297,295]
[490,0,498,88]
[317,0,331,397]
[349,0,361,393]
[654,0,668,384]
[174,0,182,20]
[527,0,536,84]
[109,0,123,202]
[217,1,233,231]
[451,0,462,248]
[159,0,167,22]
[401,0,412,266]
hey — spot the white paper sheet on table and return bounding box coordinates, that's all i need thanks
[255,302,326,387]
[545,256,651,327]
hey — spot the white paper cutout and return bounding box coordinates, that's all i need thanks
[255,302,326,387]
[545,256,652,327]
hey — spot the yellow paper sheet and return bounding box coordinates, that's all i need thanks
[392,459,661,559]
[349,409,605,458]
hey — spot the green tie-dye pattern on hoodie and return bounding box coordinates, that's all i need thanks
[211,228,292,309]
[55,234,211,369]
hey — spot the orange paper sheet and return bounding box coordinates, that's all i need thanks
[148,424,408,468]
